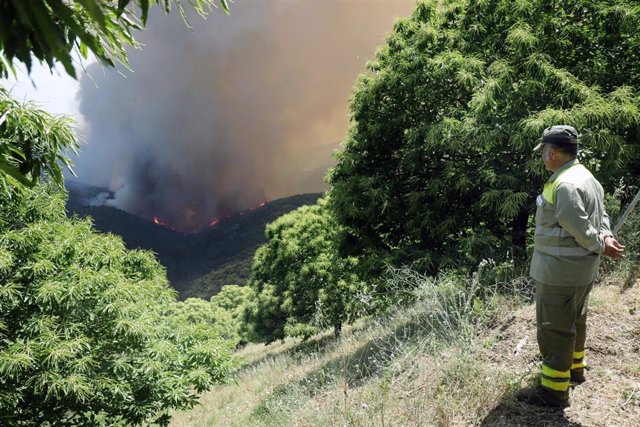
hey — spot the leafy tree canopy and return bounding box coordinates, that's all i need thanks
[163,297,240,345]
[210,284,255,345]
[329,0,640,277]
[0,185,233,426]
[0,88,78,190]
[0,0,231,79]
[245,198,363,343]
[210,284,251,316]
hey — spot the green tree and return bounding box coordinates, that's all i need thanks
[0,88,79,190]
[162,297,238,345]
[0,185,233,426]
[163,286,255,347]
[210,284,251,317]
[210,284,255,344]
[329,0,640,278]
[0,0,230,79]
[245,198,362,343]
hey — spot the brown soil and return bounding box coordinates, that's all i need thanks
[479,281,640,426]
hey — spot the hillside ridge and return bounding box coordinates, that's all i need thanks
[65,180,322,299]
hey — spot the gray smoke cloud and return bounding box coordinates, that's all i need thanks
[75,0,414,231]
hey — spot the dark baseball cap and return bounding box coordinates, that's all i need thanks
[533,125,580,151]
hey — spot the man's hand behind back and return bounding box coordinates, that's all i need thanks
[603,235,625,259]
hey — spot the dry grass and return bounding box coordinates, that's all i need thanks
[170,269,640,427]
[478,274,640,427]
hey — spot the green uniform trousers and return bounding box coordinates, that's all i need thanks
[535,281,592,392]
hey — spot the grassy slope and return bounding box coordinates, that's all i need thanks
[171,271,640,427]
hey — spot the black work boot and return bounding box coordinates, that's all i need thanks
[516,386,570,408]
[571,368,586,384]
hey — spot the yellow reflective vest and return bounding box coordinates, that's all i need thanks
[530,159,611,286]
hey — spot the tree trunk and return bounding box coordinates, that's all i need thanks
[333,322,342,338]
[511,206,530,269]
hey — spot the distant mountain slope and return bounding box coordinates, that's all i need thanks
[169,193,323,298]
[180,258,253,300]
[65,180,187,269]
[66,180,321,299]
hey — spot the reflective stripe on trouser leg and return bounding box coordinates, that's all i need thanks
[535,281,592,392]
[572,350,586,370]
[573,283,592,372]
[541,364,570,391]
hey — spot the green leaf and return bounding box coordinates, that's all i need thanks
[220,0,230,14]
[117,0,130,16]
[0,108,11,127]
[75,0,107,29]
[140,0,150,25]
[0,158,35,187]
[47,0,109,66]
[78,41,88,59]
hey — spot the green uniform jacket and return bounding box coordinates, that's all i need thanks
[530,159,611,286]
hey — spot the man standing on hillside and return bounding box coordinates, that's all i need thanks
[518,125,625,408]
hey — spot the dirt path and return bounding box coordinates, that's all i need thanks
[479,281,640,426]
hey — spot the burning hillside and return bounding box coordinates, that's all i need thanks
[151,201,269,232]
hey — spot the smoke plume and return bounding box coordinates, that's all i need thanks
[75,0,414,231]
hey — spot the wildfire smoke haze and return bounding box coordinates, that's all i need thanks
[73,0,415,232]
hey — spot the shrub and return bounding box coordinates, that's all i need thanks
[0,186,233,426]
